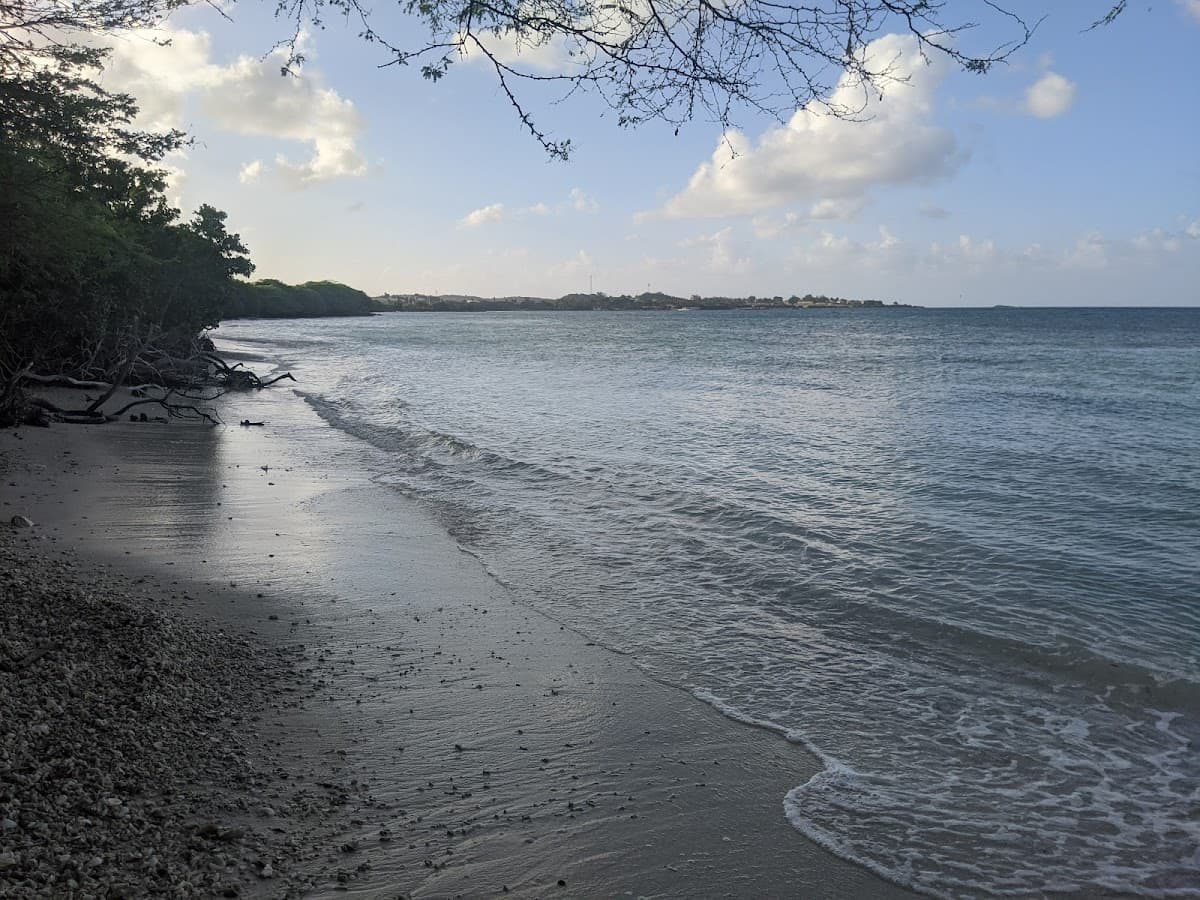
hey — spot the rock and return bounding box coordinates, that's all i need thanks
[0,849,16,869]
[10,515,34,528]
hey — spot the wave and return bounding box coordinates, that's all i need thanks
[694,687,1200,899]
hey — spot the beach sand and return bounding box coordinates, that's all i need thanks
[0,378,918,898]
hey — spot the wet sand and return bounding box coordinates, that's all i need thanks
[1,377,918,898]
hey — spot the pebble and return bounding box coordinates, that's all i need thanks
[0,532,337,897]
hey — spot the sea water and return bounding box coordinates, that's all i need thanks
[217,308,1200,898]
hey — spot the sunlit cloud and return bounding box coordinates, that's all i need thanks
[660,34,963,219]
[97,27,367,188]
[1025,72,1077,119]
[238,160,264,184]
[459,202,506,227]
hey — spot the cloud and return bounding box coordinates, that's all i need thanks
[809,197,867,220]
[1179,0,1200,24]
[1062,231,1108,269]
[1025,72,1077,119]
[570,187,599,213]
[460,203,505,227]
[1132,229,1181,254]
[934,234,996,265]
[98,27,367,188]
[546,249,595,281]
[752,212,803,239]
[1186,219,1200,239]
[660,34,962,219]
[792,225,907,270]
[458,29,572,73]
[238,160,264,184]
[920,204,950,220]
[680,227,751,274]
[524,189,598,217]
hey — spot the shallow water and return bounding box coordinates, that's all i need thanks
[217,308,1200,898]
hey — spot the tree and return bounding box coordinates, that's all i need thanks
[3,1,1125,160]
[283,0,1119,159]
[0,38,265,424]
[0,0,184,74]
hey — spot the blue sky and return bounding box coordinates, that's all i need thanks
[96,1,1200,305]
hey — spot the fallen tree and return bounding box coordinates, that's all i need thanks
[5,340,297,427]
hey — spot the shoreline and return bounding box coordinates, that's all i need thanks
[1,371,919,897]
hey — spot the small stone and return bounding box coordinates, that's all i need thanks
[260,863,274,878]
[0,818,16,831]
[0,850,16,869]
[10,515,33,528]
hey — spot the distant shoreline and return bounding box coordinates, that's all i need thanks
[372,291,919,312]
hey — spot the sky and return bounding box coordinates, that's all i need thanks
[93,1,1200,306]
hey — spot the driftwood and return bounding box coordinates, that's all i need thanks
[8,343,294,427]
[18,373,113,391]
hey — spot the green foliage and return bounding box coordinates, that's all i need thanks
[0,45,253,386]
[224,280,373,319]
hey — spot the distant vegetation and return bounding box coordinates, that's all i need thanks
[372,292,913,312]
[225,280,374,319]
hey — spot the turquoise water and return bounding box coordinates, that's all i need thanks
[218,308,1200,898]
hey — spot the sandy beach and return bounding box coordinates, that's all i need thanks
[0,375,919,898]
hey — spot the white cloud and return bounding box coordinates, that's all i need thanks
[159,160,188,209]
[239,160,264,184]
[680,227,751,274]
[809,197,867,220]
[460,203,506,227]
[930,234,996,267]
[570,187,599,213]
[661,34,962,219]
[1132,228,1181,254]
[1025,72,1077,119]
[1063,232,1108,269]
[792,226,907,270]
[546,249,595,281]
[525,189,599,217]
[1178,0,1200,24]
[458,29,573,73]
[1186,220,1200,239]
[98,27,367,188]
[752,212,803,239]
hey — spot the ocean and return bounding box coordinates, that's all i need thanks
[217,307,1200,898]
